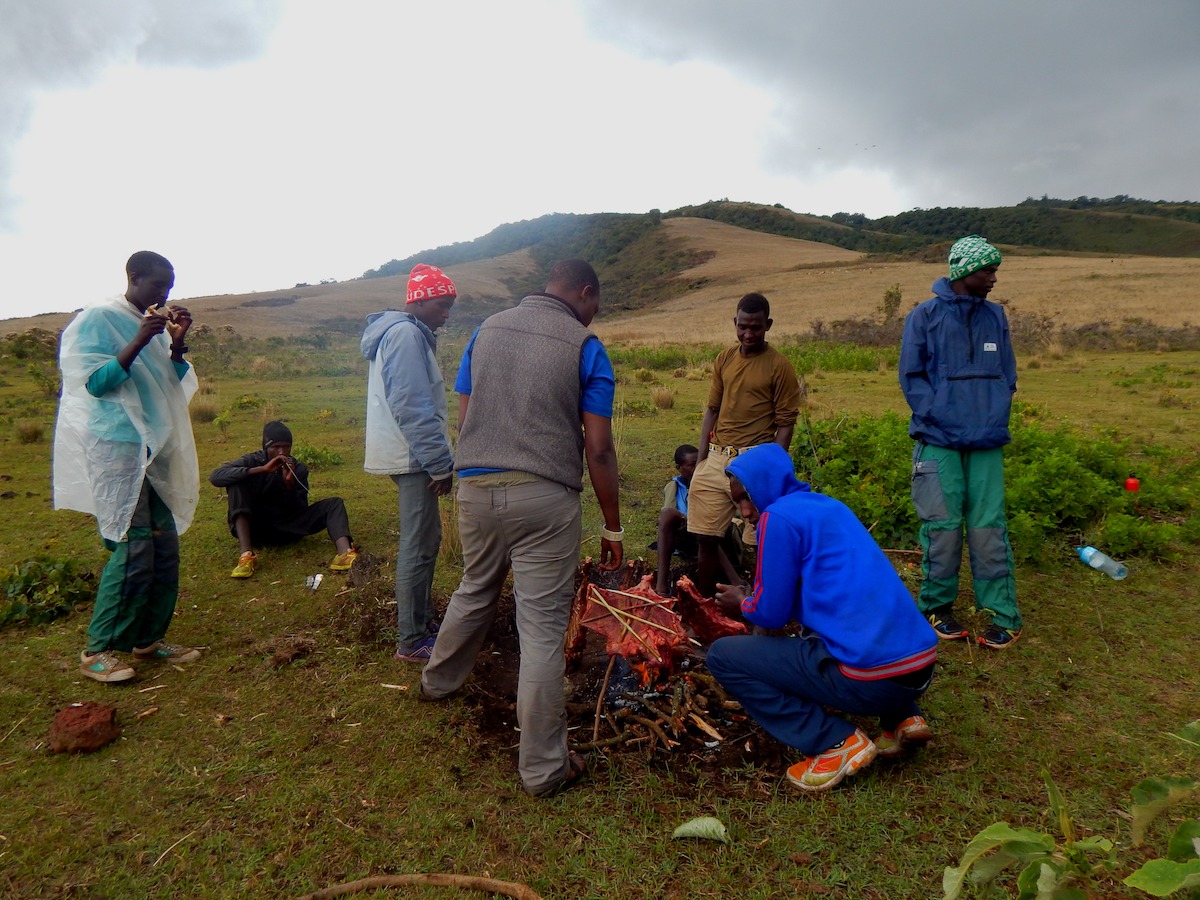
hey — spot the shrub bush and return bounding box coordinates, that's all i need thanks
[15,420,44,443]
[792,405,1197,563]
[1,558,96,629]
[777,340,899,375]
[293,445,343,470]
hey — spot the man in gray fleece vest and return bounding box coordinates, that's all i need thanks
[421,258,623,798]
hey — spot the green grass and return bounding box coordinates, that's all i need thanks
[0,336,1197,898]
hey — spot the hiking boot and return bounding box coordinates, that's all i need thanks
[394,634,436,663]
[786,728,877,792]
[876,715,934,759]
[79,651,135,684]
[329,548,358,571]
[978,625,1021,650]
[927,609,969,640]
[133,641,202,664]
[231,551,256,579]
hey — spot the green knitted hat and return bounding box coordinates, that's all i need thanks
[948,235,1002,280]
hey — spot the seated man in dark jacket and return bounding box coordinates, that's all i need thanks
[707,443,938,793]
[210,421,356,578]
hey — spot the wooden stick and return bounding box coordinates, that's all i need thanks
[294,873,544,899]
[586,588,663,662]
[603,586,668,602]
[583,590,680,634]
[689,712,724,742]
[571,729,638,751]
[630,714,677,751]
[593,655,617,743]
[579,611,679,634]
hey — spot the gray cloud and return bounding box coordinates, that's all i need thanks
[580,0,1200,210]
[0,0,282,228]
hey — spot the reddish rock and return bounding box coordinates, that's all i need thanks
[49,702,121,753]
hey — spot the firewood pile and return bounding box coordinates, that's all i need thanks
[563,559,755,758]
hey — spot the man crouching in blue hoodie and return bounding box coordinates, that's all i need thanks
[707,444,938,792]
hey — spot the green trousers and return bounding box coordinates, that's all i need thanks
[87,481,180,654]
[910,443,1021,631]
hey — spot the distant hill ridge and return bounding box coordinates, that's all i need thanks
[5,196,1199,337]
[363,196,1200,310]
[366,196,1200,271]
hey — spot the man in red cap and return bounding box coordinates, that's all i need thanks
[362,263,457,661]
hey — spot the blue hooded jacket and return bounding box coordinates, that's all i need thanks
[899,277,1017,450]
[727,444,937,680]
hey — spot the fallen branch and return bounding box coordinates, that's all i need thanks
[571,729,638,751]
[295,873,544,899]
[689,712,724,742]
[630,714,678,751]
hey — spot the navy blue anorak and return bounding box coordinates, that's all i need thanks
[899,277,1017,450]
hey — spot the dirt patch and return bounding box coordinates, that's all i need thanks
[330,548,395,647]
[242,632,320,669]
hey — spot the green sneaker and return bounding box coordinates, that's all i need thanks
[133,641,201,664]
[79,651,135,684]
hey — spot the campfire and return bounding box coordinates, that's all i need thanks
[562,559,754,757]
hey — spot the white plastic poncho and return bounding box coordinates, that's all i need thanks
[53,296,199,542]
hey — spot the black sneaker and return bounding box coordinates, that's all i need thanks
[978,625,1021,650]
[927,609,969,640]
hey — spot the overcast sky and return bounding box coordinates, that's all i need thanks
[2,0,1197,321]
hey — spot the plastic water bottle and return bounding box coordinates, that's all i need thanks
[1077,546,1127,580]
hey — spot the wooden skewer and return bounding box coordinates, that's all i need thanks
[583,590,680,634]
[585,589,664,662]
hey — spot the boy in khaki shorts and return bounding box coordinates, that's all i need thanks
[689,292,803,595]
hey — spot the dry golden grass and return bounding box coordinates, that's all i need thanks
[189,400,219,424]
[663,217,863,276]
[15,420,44,444]
[650,386,676,409]
[595,253,1200,347]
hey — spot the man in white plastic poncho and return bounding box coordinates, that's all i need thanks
[53,251,202,683]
